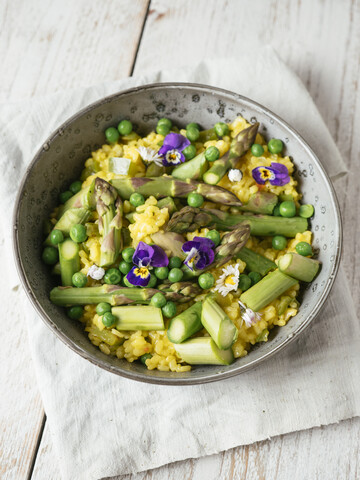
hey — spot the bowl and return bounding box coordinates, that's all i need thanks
[13,83,342,385]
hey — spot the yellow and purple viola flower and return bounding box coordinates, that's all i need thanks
[182,237,215,272]
[126,241,168,287]
[158,133,191,166]
[252,162,290,186]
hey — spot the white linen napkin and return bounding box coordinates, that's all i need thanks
[1,47,359,480]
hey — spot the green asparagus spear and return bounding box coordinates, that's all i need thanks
[173,337,234,365]
[112,305,164,331]
[151,231,185,258]
[236,192,278,215]
[45,208,91,245]
[236,247,276,276]
[58,239,80,286]
[145,162,166,177]
[126,197,177,223]
[278,253,320,282]
[167,303,203,343]
[57,180,96,217]
[203,123,259,185]
[111,176,242,206]
[166,206,308,237]
[198,128,218,143]
[240,270,298,312]
[201,296,238,349]
[172,152,208,181]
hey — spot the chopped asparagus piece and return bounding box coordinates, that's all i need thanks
[167,303,203,343]
[277,295,293,315]
[173,337,234,365]
[58,239,80,286]
[278,253,320,282]
[240,270,298,312]
[151,231,185,258]
[145,163,166,177]
[201,296,238,349]
[237,192,278,215]
[45,208,91,245]
[57,180,96,217]
[236,247,276,276]
[112,305,164,331]
[198,128,217,143]
[172,152,208,181]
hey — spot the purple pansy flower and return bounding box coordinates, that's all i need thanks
[182,236,215,272]
[252,162,290,186]
[126,241,169,287]
[158,133,191,166]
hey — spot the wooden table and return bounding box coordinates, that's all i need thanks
[1,1,359,478]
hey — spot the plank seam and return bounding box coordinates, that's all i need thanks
[129,0,152,76]
[28,414,46,480]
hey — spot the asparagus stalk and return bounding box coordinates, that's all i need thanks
[277,296,293,315]
[111,176,242,206]
[203,123,259,185]
[44,208,91,245]
[126,197,177,223]
[50,283,200,307]
[173,337,234,365]
[240,270,298,312]
[51,263,61,276]
[58,239,80,286]
[236,247,276,276]
[167,303,203,343]
[198,128,217,143]
[57,180,96,217]
[278,253,320,282]
[145,162,166,177]
[172,152,208,181]
[236,192,278,215]
[166,206,308,237]
[112,306,165,331]
[201,296,238,349]
[151,231,185,258]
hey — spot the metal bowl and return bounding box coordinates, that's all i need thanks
[13,83,341,385]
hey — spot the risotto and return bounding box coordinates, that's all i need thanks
[44,115,320,372]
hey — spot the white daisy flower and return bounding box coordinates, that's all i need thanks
[214,264,240,296]
[87,265,105,281]
[137,146,163,166]
[238,300,262,328]
[228,168,243,182]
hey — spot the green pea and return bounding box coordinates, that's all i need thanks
[183,144,197,160]
[279,201,296,218]
[59,190,73,204]
[272,235,287,250]
[162,301,177,318]
[123,276,134,288]
[69,181,82,194]
[205,146,220,162]
[295,242,313,256]
[119,260,132,275]
[273,204,281,216]
[104,268,122,285]
[70,224,87,243]
[151,292,167,308]
[205,230,221,247]
[118,120,133,135]
[214,122,229,137]
[169,256,182,269]
[186,122,199,130]
[96,302,112,316]
[67,306,83,320]
[156,123,171,136]
[105,127,120,143]
[157,118,172,129]
[102,312,117,327]
[50,229,64,246]
[238,274,252,291]
[168,268,183,283]
[186,127,200,142]
[198,272,215,289]
[147,274,157,288]
[129,192,145,207]
[154,266,169,280]
[42,246,59,265]
[268,138,283,154]
[187,192,204,207]
[299,204,314,218]
[72,272,88,288]
[122,247,135,263]
[251,144,264,157]
[248,271,262,285]
[140,353,152,365]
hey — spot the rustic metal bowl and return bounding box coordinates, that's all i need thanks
[13,83,341,385]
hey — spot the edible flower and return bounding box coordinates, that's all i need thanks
[228,169,243,182]
[158,133,191,166]
[126,241,168,286]
[137,146,163,167]
[87,265,105,280]
[238,300,262,328]
[182,236,215,272]
[252,162,290,186]
[215,264,240,296]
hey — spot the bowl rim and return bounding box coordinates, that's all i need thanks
[12,81,342,385]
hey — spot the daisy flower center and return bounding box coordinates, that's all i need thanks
[224,274,236,286]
